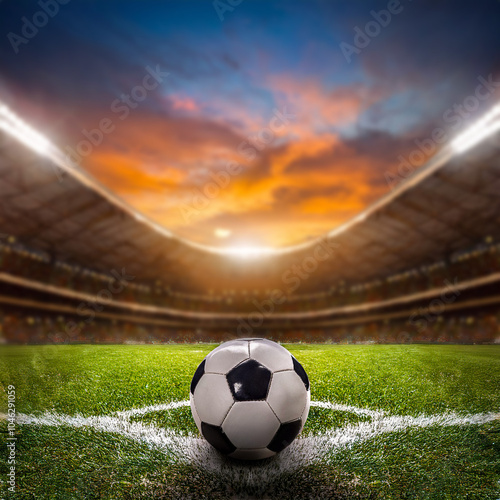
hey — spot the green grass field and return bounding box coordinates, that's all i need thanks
[1,344,499,499]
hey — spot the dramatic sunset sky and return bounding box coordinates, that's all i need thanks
[1,0,499,247]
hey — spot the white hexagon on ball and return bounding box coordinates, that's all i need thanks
[190,338,310,460]
[205,340,249,374]
[192,373,233,426]
[222,401,280,449]
[267,370,308,423]
[249,339,294,371]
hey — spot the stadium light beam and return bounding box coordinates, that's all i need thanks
[0,105,52,156]
[451,103,500,154]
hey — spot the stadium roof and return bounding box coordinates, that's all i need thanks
[0,104,499,295]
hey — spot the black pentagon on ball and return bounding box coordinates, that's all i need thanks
[267,419,302,453]
[201,422,236,455]
[190,359,205,394]
[226,359,272,401]
[292,356,310,391]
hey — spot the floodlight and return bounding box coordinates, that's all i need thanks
[452,103,500,153]
[0,105,52,155]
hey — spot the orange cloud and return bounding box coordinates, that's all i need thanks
[65,81,396,247]
[267,74,385,139]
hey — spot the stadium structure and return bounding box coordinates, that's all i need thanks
[0,103,500,345]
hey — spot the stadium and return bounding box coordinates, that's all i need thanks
[1,1,500,499]
[0,103,500,345]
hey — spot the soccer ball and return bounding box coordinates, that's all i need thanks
[190,338,310,460]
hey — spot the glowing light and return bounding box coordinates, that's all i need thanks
[221,245,277,258]
[0,105,52,155]
[214,228,231,239]
[452,103,500,153]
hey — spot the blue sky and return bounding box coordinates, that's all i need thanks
[1,0,499,246]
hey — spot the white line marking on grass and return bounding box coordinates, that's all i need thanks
[14,411,207,462]
[290,411,500,466]
[113,400,190,419]
[310,400,385,418]
[3,402,498,492]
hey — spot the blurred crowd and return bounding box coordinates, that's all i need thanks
[0,236,499,314]
[1,306,498,345]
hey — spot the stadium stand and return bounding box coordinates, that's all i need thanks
[0,106,499,343]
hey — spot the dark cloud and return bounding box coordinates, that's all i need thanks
[357,0,500,106]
